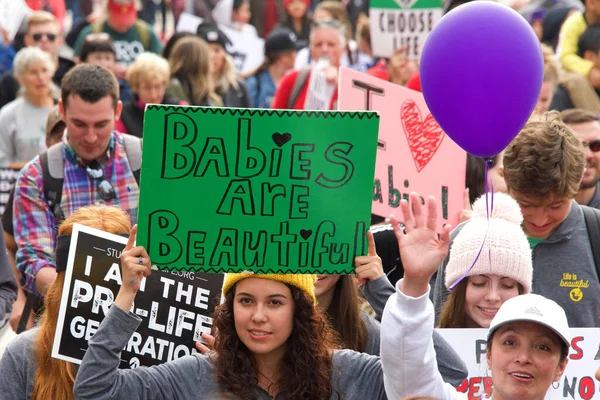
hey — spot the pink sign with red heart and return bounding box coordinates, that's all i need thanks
[338,67,466,231]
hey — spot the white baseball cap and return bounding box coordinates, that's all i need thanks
[487,294,571,348]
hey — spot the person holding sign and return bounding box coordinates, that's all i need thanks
[72,227,460,399]
[194,233,468,387]
[437,193,533,329]
[0,205,131,399]
[381,192,570,399]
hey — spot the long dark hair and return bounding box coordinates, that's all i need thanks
[212,284,340,399]
[325,275,368,352]
[465,154,500,204]
[437,279,469,328]
[438,279,525,328]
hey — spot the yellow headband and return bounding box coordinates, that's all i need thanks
[222,272,317,305]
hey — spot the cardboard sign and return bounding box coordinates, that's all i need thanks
[437,328,600,400]
[338,68,466,230]
[52,224,224,368]
[219,24,265,75]
[175,12,204,33]
[136,105,380,274]
[369,0,443,59]
[212,0,233,26]
[0,167,19,215]
[0,0,29,41]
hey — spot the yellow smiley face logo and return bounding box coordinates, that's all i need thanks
[570,288,583,302]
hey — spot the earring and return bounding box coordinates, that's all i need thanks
[484,368,491,378]
[552,381,560,389]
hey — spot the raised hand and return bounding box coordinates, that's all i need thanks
[390,192,452,297]
[355,231,384,285]
[195,332,216,355]
[114,225,152,312]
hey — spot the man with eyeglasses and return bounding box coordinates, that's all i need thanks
[0,11,75,109]
[561,109,600,209]
[11,64,141,331]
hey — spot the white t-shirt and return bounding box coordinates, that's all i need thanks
[229,22,258,37]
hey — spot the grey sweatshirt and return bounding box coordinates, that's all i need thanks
[74,305,387,399]
[0,328,38,399]
[433,201,600,328]
[362,275,468,387]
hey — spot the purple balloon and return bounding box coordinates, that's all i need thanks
[420,2,543,158]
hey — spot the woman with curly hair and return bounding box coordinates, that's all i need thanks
[0,205,131,399]
[72,227,442,399]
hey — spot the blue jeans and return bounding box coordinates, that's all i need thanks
[65,0,81,25]
[138,0,160,26]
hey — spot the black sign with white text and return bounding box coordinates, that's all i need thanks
[52,224,224,368]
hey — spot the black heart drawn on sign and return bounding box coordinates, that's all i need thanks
[272,132,292,147]
[300,229,313,240]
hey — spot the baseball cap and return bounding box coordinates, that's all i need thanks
[45,105,65,141]
[265,28,298,53]
[487,294,571,348]
[196,23,232,50]
[108,0,138,28]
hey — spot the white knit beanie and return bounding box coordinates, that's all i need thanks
[444,192,532,293]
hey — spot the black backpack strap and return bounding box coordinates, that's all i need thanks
[581,205,600,281]
[40,143,65,223]
[16,292,40,334]
[121,133,142,187]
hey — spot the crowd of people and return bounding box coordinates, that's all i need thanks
[0,0,596,399]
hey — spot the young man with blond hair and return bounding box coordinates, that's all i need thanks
[0,11,74,108]
[434,112,600,328]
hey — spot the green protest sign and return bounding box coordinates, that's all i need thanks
[370,0,443,59]
[136,106,380,275]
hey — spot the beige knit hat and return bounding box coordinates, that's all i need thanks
[445,192,532,293]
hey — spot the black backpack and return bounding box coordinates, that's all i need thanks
[581,205,600,281]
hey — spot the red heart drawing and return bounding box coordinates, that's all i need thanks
[400,100,445,172]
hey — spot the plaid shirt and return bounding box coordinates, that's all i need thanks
[14,132,139,295]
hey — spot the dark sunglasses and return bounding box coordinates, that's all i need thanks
[86,162,116,202]
[32,32,57,42]
[583,140,600,152]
